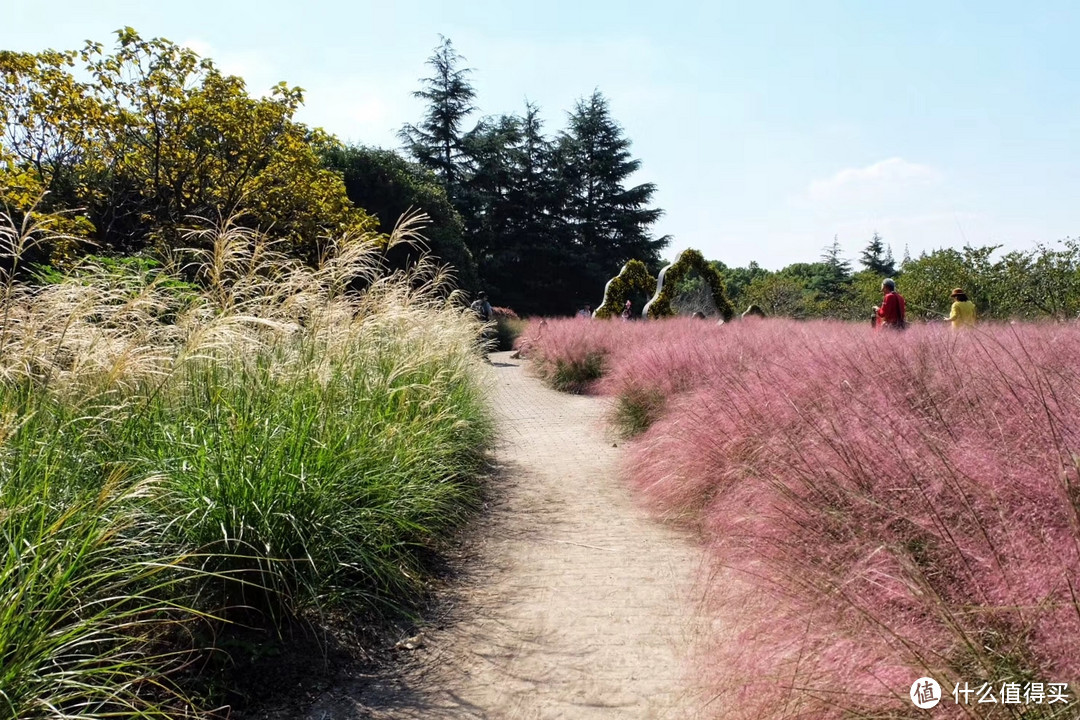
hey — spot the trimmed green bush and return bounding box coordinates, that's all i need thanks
[646,249,734,320]
[594,260,658,319]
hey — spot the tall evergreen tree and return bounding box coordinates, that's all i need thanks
[460,113,522,272]
[483,102,562,314]
[511,102,559,245]
[816,236,853,300]
[555,90,669,312]
[399,36,476,204]
[860,232,896,276]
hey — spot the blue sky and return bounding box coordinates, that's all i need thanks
[4,0,1078,269]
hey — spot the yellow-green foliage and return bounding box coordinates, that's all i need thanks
[646,248,734,320]
[0,29,376,264]
[595,259,657,318]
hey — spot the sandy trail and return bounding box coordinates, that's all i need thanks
[291,351,714,719]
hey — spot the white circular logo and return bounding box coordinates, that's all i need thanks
[910,677,942,709]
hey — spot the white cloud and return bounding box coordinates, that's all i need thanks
[806,157,942,204]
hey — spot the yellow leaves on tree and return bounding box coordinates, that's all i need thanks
[0,28,374,267]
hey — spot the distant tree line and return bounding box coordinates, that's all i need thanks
[716,234,1080,322]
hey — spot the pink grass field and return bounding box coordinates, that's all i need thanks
[525,317,1080,718]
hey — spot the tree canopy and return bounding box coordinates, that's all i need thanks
[7,31,1076,321]
[0,29,374,267]
[398,36,476,204]
[860,232,896,277]
[322,144,478,290]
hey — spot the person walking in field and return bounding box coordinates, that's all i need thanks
[621,300,632,321]
[874,278,906,330]
[947,288,977,328]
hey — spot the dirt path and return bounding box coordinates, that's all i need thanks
[292,351,713,719]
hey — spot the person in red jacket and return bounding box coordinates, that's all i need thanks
[874,278,906,330]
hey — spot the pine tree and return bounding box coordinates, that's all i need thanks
[399,36,476,204]
[555,90,668,312]
[512,102,558,244]
[816,236,853,300]
[459,114,522,271]
[492,102,563,314]
[860,232,896,276]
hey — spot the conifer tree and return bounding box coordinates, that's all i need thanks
[554,90,668,312]
[399,37,476,204]
[860,232,896,276]
[811,236,854,304]
[459,113,522,271]
[485,102,563,314]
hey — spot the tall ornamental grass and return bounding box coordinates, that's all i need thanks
[528,317,1080,718]
[0,208,492,718]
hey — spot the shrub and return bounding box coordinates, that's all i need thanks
[594,260,657,319]
[524,317,631,393]
[492,306,524,351]
[550,352,606,393]
[646,248,734,320]
[611,384,666,437]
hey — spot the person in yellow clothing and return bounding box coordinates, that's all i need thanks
[948,288,977,328]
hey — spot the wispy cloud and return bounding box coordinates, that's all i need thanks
[806,157,942,204]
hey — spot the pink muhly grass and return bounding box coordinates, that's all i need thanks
[524,316,721,394]
[536,316,1080,717]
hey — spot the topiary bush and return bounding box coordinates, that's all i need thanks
[594,260,657,319]
[645,249,734,320]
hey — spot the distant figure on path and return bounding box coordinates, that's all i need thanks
[948,288,977,328]
[621,300,632,321]
[577,305,592,318]
[741,304,766,320]
[470,291,495,360]
[471,291,493,322]
[874,278,907,330]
